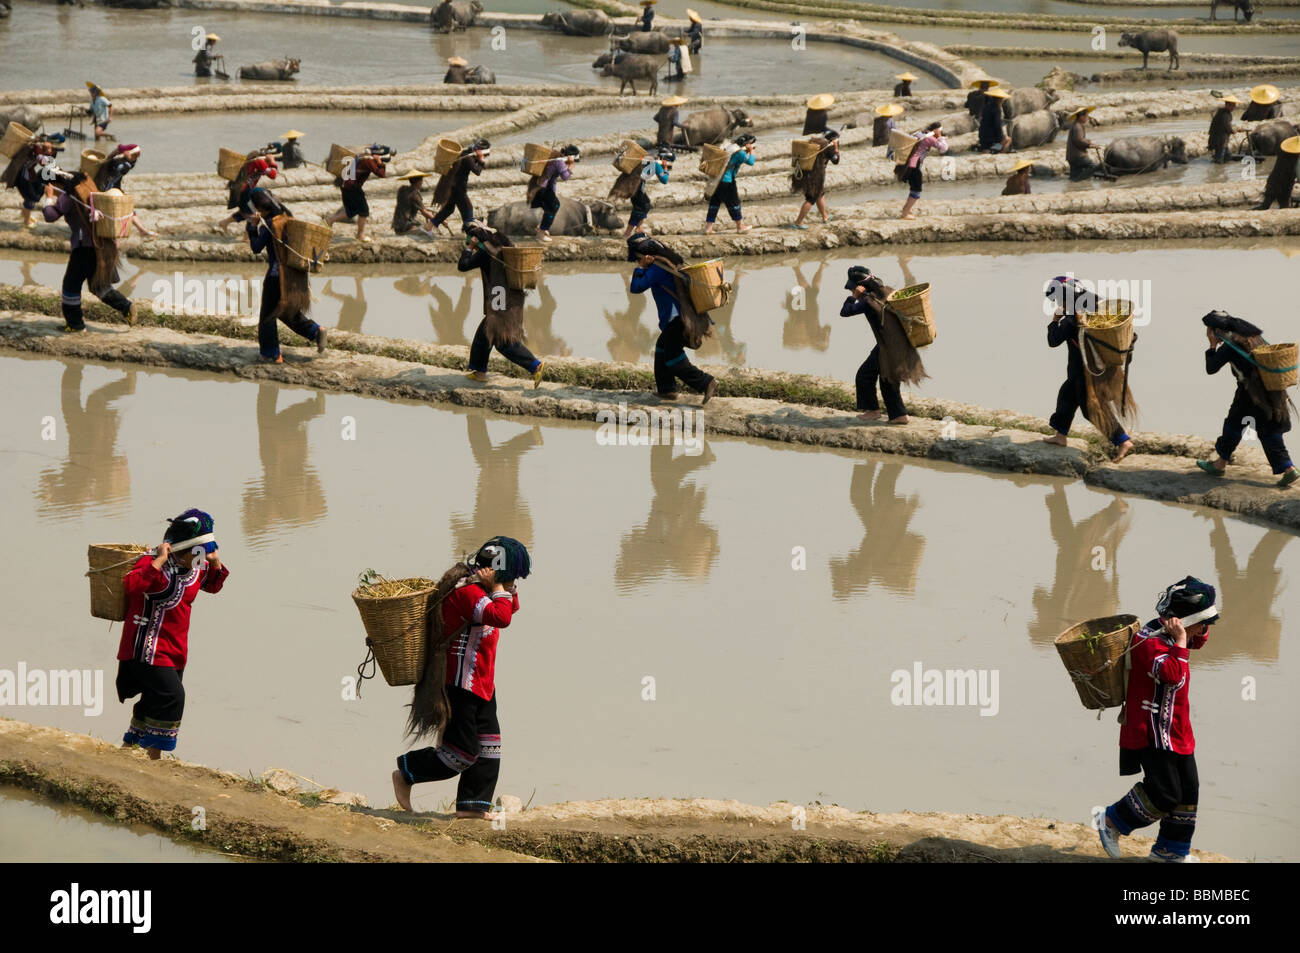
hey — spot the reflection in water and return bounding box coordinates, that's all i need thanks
[426,275,473,347]
[784,261,832,352]
[829,461,926,598]
[321,278,367,335]
[604,271,653,364]
[240,384,327,544]
[527,282,573,359]
[1029,488,1131,646]
[448,415,541,557]
[896,254,919,291]
[616,442,720,589]
[38,365,134,516]
[1203,515,1290,662]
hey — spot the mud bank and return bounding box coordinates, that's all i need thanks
[1,304,1296,532]
[0,720,1234,862]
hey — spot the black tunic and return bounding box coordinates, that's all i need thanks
[1207,107,1234,152]
[1242,102,1281,122]
[1207,343,1291,433]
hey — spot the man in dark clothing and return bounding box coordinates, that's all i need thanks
[1242,85,1281,122]
[1065,107,1101,180]
[1255,137,1298,209]
[841,265,909,423]
[326,146,387,242]
[639,0,655,30]
[276,131,306,169]
[431,138,489,233]
[977,88,1011,153]
[628,234,716,404]
[1207,96,1240,164]
[893,72,916,98]
[687,10,703,52]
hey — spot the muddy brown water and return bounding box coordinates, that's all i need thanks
[0,353,1295,860]
[3,239,1291,438]
[0,787,234,861]
[884,22,1300,58]
[840,0,1300,19]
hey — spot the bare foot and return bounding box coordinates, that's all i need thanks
[147,748,162,761]
[455,809,490,820]
[1112,439,1134,463]
[1042,433,1068,447]
[391,769,413,812]
[857,410,884,421]
[888,415,910,425]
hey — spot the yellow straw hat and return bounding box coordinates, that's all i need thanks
[661,95,688,107]
[969,78,999,89]
[205,33,221,42]
[807,93,835,111]
[985,87,1010,100]
[282,129,304,140]
[875,103,905,117]
[1220,94,1243,105]
[1281,136,1300,155]
[641,0,656,5]
[1010,158,1033,172]
[397,169,431,179]
[687,8,702,22]
[1067,105,1095,120]
[1250,84,1279,105]
[448,56,469,67]
[895,72,917,82]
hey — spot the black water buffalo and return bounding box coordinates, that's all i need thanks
[1211,0,1253,21]
[487,198,623,236]
[0,105,40,132]
[675,107,752,146]
[0,1,11,19]
[430,0,482,33]
[1006,87,1059,119]
[600,52,665,96]
[444,64,496,85]
[238,58,301,81]
[1103,135,1188,174]
[939,111,978,137]
[1249,119,1300,157]
[542,9,612,36]
[1008,109,1060,150]
[1118,30,1180,70]
[614,32,673,55]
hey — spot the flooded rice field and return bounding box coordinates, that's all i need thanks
[0,787,233,862]
[0,354,1295,860]
[885,22,1300,59]
[3,240,1288,439]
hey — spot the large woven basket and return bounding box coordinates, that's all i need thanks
[86,543,151,622]
[1054,613,1138,711]
[613,139,648,174]
[351,579,436,687]
[90,190,134,240]
[1082,300,1135,367]
[698,143,727,179]
[1254,342,1298,391]
[522,143,556,177]
[889,130,918,165]
[886,283,936,348]
[325,143,356,178]
[434,138,462,175]
[0,121,34,158]
[217,147,246,181]
[80,149,107,178]
[683,259,729,313]
[502,245,544,290]
[791,138,821,172]
[282,219,332,273]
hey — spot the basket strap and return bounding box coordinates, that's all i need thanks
[1215,330,1297,374]
[355,642,377,696]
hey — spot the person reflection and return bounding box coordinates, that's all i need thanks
[605,271,655,364]
[525,279,572,359]
[1202,515,1289,662]
[321,277,367,334]
[784,259,831,351]
[615,441,719,590]
[38,363,134,513]
[240,383,327,543]
[1028,487,1131,646]
[427,274,473,347]
[828,460,925,598]
[449,414,542,556]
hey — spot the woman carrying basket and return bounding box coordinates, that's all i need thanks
[246,188,328,364]
[703,133,755,235]
[1196,311,1297,488]
[628,233,717,404]
[326,145,387,244]
[528,144,579,243]
[95,144,157,239]
[116,509,229,759]
[793,129,839,229]
[610,147,673,239]
[840,265,925,424]
[430,138,490,235]
[393,537,531,817]
[459,222,545,387]
[1098,576,1216,863]
[43,171,137,332]
[898,121,946,221]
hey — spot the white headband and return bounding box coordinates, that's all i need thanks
[169,533,215,551]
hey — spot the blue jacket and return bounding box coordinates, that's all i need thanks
[630,263,680,330]
[248,221,280,278]
[722,149,755,183]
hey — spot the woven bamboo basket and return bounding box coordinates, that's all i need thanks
[282,219,332,273]
[791,138,821,172]
[502,245,544,290]
[683,259,728,313]
[91,190,134,240]
[351,578,437,687]
[886,283,936,348]
[1054,614,1138,710]
[1082,299,1135,368]
[522,143,557,177]
[699,143,727,178]
[889,130,918,165]
[86,543,151,622]
[325,143,356,178]
[434,138,462,175]
[217,147,246,181]
[0,121,34,158]
[613,140,648,174]
[1254,342,1298,391]
[80,150,107,178]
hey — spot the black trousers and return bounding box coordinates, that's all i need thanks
[1049,372,1129,445]
[431,188,474,228]
[1107,748,1199,857]
[855,347,906,418]
[61,246,130,330]
[468,319,539,374]
[397,687,502,814]
[629,187,652,226]
[707,179,742,222]
[116,660,186,752]
[654,317,712,395]
[1215,389,1293,473]
[532,186,560,230]
[258,273,321,359]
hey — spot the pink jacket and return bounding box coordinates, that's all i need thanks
[907,133,948,169]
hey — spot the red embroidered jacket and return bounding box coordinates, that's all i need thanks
[1119,621,1200,755]
[443,581,518,701]
[116,555,229,669]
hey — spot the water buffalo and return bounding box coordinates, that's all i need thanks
[938,111,977,137]
[1118,30,1180,71]
[238,58,301,81]
[101,0,170,6]
[0,105,40,133]
[487,198,623,236]
[542,10,613,36]
[1103,136,1188,174]
[1211,0,1253,21]
[1006,87,1059,119]
[444,64,496,85]
[600,52,665,96]
[0,1,10,19]
[675,107,752,147]
[1008,109,1060,150]
[1249,119,1300,157]
[614,32,672,55]
[430,0,482,33]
